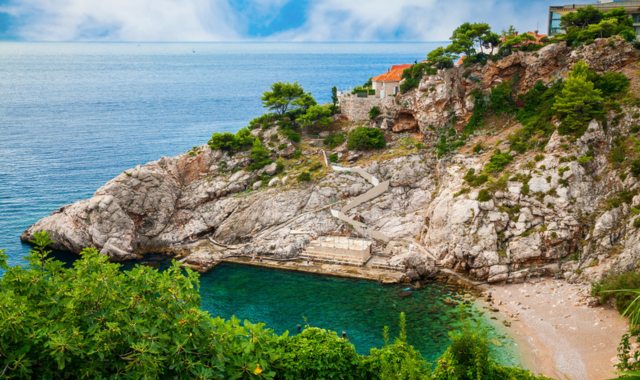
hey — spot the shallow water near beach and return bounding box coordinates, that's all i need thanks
[2,42,518,364]
[200,262,520,364]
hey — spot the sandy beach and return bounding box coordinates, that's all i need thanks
[481,279,629,380]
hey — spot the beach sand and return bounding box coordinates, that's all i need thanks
[481,279,628,380]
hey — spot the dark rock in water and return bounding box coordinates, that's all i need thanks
[399,290,413,298]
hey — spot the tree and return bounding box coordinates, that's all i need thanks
[427,47,456,69]
[298,104,333,129]
[561,6,635,45]
[331,86,339,115]
[347,127,386,150]
[448,22,500,57]
[561,6,603,29]
[261,81,314,116]
[553,61,604,136]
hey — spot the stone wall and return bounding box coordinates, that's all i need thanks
[338,93,395,121]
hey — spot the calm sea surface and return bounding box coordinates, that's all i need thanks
[0,42,517,361]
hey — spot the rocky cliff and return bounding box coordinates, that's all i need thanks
[23,37,640,284]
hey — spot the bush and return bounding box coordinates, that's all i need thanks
[553,61,604,137]
[464,168,489,187]
[324,133,346,149]
[400,63,437,93]
[484,150,513,173]
[361,313,431,380]
[489,81,517,115]
[248,139,272,171]
[279,127,301,143]
[297,171,312,182]
[208,128,255,154]
[298,104,333,129]
[631,159,640,177]
[369,106,381,120]
[347,127,386,150]
[477,189,492,202]
[278,327,360,379]
[329,153,339,163]
[248,113,278,130]
[593,272,640,313]
[509,80,563,153]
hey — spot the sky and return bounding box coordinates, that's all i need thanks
[0,0,581,42]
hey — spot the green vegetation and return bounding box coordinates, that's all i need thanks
[593,272,640,314]
[248,139,273,171]
[426,47,456,70]
[553,61,605,136]
[489,81,517,116]
[347,127,387,151]
[448,22,500,65]
[484,150,513,173]
[476,189,492,202]
[331,86,339,115]
[297,104,333,129]
[261,81,315,116]
[592,274,640,377]
[323,133,346,149]
[369,106,381,120]
[400,63,437,93]
[561,6,636,46]
[0,233,548,379]
[208,128,255,154]
[297,171,312,182]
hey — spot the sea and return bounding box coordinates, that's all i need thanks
[0,42,518,361]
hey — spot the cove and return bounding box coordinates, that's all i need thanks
[199,262,520,365]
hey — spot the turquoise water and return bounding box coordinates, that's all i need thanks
[0,42,518,363]
[200,263,518,364]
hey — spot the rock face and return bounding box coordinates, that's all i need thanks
[22,37,640,283]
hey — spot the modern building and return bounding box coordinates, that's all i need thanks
[371,64,412,99]
[548,0,640,37]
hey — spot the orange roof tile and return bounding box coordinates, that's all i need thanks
[372,64,412,83]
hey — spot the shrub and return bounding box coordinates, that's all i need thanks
[324,133,346,149]
[400,63,437,93]
[298,104,333,129]
[631,159,640,177]
[634,218,640,229]
[347,127,386,150]
[361,313,431,380]
[427,47,456,69]
[477,189,492,202]
[278,327,360,379]
[509,80,563,153]
[329,153,339,163]
[248,139,272,171]
[484,150,513,173]
[248,113,278,130]
[279,127,301,143]
[464,169,489,187]
[369,106,381,120]
[553,61,604,137]
[208,128,255,154]
[297,171,312,182]
[593,272,640,313]
[489,81,517,115]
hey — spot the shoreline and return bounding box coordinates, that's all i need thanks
[481,278,628,380]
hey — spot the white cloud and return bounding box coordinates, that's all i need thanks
[3,0,554,41]
[6,0,241,41]
[271,0,551,41]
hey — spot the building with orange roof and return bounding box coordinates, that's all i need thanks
[371,64,412,99]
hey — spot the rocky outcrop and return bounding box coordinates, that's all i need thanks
[22,37,640,284]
